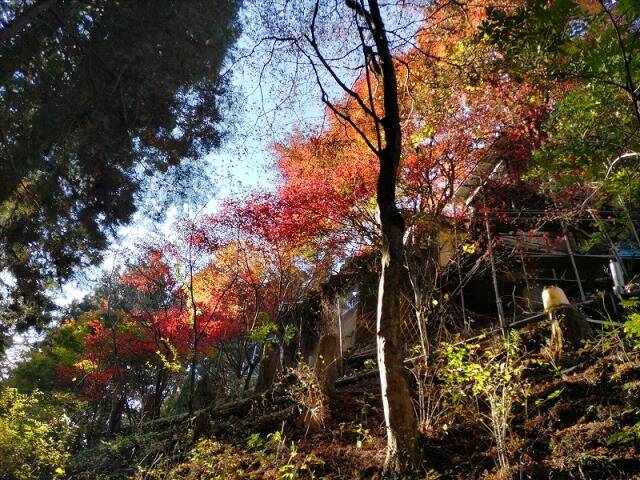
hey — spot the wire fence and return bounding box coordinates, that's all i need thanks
[341,206,640,356]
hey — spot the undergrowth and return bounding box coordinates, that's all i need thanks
[63,304,640,479]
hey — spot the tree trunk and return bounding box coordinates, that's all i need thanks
[108,390,125,434]
[367,0,419,474]
[188,242,198,415]
[243,356,260,392]
[152,367,166,419]
[192,409,211,443]
[549,305,592,352]
[542,286,592,353]
[107,287,124,435]
[377,186,419,475]
[86,401,99,446]
[256,344,280,392]
[313,333,341,397]
[305,0,418,471]
[189,340,197,414]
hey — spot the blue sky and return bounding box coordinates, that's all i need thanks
[54,27,331,307]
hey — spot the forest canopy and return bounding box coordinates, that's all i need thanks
[0,0,241,338]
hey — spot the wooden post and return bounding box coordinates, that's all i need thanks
[336,298,343,362]
[561,221,586,303]
[484,211,505,330]
[453,219,469,330]
[519,247,532,311]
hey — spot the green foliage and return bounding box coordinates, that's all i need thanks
[246,432,267,450]
[483,0,580,74]
[9,318,89,392]
[442,333,525,401]
[0,388,79,479]
[244,430,286,460]
[622,299,640,350]
[442,331,527,471]
[484,0,640,85]
[155,337,182,373]
[249,313,278,342]
[284,323,298,343]
[529,82,640,208]
[268,430,286,447]
[354,423,370,449]
[166,437,244,479]
[68,426,193,479]
[183,431,323,479]
[483,0,640,206]
[363,358,376,369]
[534,388,563,408]
[275,442,324,480]
[607,421,640,446]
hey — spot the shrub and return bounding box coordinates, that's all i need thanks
[441,331,527,474]
[622,299,640,350]
[0,388,78,479]
[287,363,329,432]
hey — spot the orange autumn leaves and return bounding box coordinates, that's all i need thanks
[251,0,544,247]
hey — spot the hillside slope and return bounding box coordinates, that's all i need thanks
[67,322,640,480]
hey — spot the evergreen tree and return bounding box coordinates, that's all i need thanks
[0,0,241,335]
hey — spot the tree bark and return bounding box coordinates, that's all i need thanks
[152,367,166,419]
[243,354,260,392]
[314,333,340,397]
[188,237,198,415]
[295,0,419,471]
[549,305,592,352]
[256,343,280,392]
[108,390,125,434]
[367,0,419,474]
[106,278,125,435]
[542,286,592,353]
[377,178,419,475]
